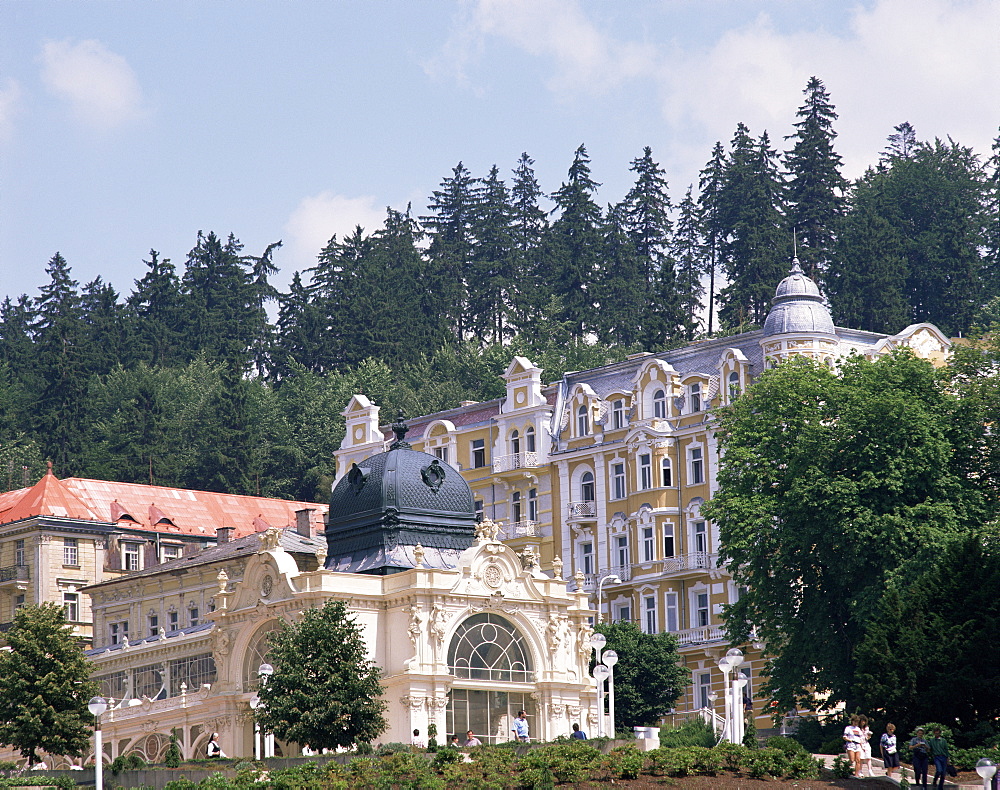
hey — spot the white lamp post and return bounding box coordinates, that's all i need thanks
[976,758,996,790]
[593,664,610,738]
[88,696,107,790]
[707,691,719,734]
[725,648,744,745]
[257,663,274,758]
[249,694,262,759]
[596,575,622,624]
[602,649,618,739]
[716,656,734,743]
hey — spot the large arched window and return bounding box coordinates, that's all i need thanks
[580,471,595,502]
[448,614,534,682]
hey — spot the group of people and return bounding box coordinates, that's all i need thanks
[844,717,951,789]
[411,712,587,749]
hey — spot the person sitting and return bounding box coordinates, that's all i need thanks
[410,728,426,749]
[449,735,461,748]
[570,723,587,740]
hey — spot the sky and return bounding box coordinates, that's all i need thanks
[2,0,998,304]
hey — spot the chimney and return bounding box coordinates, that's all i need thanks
[295,509,314,537]
[216,526,234,544]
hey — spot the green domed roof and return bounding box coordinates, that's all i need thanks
[324,414,476,574]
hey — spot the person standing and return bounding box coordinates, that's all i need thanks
[843,715,863,777]
[570,723,587,740]
[206,732,225,758]
[464,730,482,747]
[858,715,874,777]
[880,723,900,780]
[928,727,949,790]
[910,728,930,790]
[511,710,530,742]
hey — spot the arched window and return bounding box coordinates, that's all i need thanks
[580,471,595,502]
[577,405,589,436]
[728,371,741,401]
[525,426,536,453]
[661,457,673,487]
[652,389,666,419]
[510,429,520,456]
[448,613,534,682]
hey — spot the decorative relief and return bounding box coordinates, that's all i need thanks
[428,695,449,711]
[413,543,426,568]
[475,518,501,543]
[471,590,519,616]
[420,459,447,493]
[260,575,273,598]
[546,613,568,653]
[577,622,595,659]
[520,545,539,571]
[430,604,449,647]
[211,628,231,657]
[551,556,563,580]
[400,695,425,710]
[258,528,281,552]
[483,564,504,588]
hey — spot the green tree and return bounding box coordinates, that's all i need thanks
[0,603,98,765]
[467,165,515,343]
[592,621,687,730]
[125,250,185,368]
[698,141,727,334]
[593,203,645,347]
[854,533,1000,734]
[703,352,987,712]
[509,152,550,334]
[783,76,847,282]
[255,600,387,750]
[671,185,708,340]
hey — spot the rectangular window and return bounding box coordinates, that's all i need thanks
[149,614,159,637]
[474,500,484,521]
[612,462,626,500]
[161,544,181,563]
[581,543,594,576]
[189,607,199,628]
[665,592,679,632]
[689,383,702,413]
[663,524,675,558]
[168,653,217,697]
[168,611,179,631]
[528,488,537,522]
[661,457,672,487]
[63,538,78,566]
[689,447,704,485]
[639,453,652,490]
[616,535,628,568]
[612,399,625,429]
[433,446,449,463]
[642,527,655,563]
[14,594,25,610]
[696,592,710,627]
[615,604,631,623]
[512,491,522,524]
[110,621,129,645]
[14,539,25,566]
[471,439,486,468]
[694,521,707,554]
[123,543,141,572]
[697,671,712,709]
[644,596,657,634]
[525,427,536,453]
[63,592,79,622]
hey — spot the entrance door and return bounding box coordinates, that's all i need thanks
[447,689,536,744]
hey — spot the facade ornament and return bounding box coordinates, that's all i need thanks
[216,569,229,596]
[405,605,423,648]
[157,626,165,639]
[399,695,425,710]
[413,543,426,568]
[520,545,539,571]
[551,556,563,580]
[574,569,585,588]
[577,622,594,659]
[212,628,231,657]
[429,695,450,711]
[475,517,501,543]
[546,613,564,653]
[258,527,282,552]
[315,541,327,568]
[430,604,448,647]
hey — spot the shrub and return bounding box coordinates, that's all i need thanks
[431,747,463,770]
[162,780,199,790]
[832,754,854,778]
[604,745,644,780]
[516,742,602,784]
[819,736,845,754]
[165,735,182,768]
[790,717,826,752]
[744,747,789,779]
[645,746,718,777]
[765,735,805,756]
[110,752,147,774]
[743,716,758,748]
[658,717,717,748]
[715,743,753,772]
[785,751,822,779]
[374,742,410,756]
[355,742,375,755]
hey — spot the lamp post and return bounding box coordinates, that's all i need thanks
[707,691,719,735]
[976,758,997,790]
[249,694,262,759]
[716,656,734,742]
[724,648,744,745]
[88,696,107,790]
[602,649,618,739]
[593,664,610,738]
[257,663,274,758]
[596,574,622,624]
[588,633,607,737]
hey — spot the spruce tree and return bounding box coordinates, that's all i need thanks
[80,277,127,376]
[984,128,1000,305]
[671,186,708,340]
[698,142,727,334]
[509,152,550,333]
[0,603,98,765]
[549,144,604,338]
[594,203,645,347]
[783,76,847,282]
[126,250,185,368]
[468,165,515,343]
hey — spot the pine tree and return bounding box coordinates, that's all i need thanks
[671,186,708,340]
[698,142,727,334]
[716,126,789,328]
[549,144,604,338]
[0,294,39,394]
[509,152,550,334]
[883,121,918,162]
[80,277,127,376]
[126,250,185,368]
[594,203,645,347]
[273,271,325,378]
[783,76,847,281]
[0,603,98,765]
[468,165,515,343]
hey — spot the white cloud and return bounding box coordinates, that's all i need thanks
[283,192,386,275]
[0,78,22,141]
[40,39,146,129]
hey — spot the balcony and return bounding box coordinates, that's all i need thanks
[675,625,726,646]
[604,565,632,583]
[566,501,597,520]
[656,552,718,577]
[499,520,539,540]
[493,452,541,474]
[0,564,29,586]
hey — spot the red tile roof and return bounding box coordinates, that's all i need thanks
[0,470,328,538]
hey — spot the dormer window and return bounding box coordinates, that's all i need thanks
[689,383,702,413]
[433,446,449,464]
[123,542,142,572]
[612,399,625,429]
[729,371,741,400]
[577,405,589,436]
[653,389,666,419]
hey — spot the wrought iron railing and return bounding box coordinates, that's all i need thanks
[0,565,29,583]
[492,452,541,473]
[499,520,539,540]
[566,501,596,518]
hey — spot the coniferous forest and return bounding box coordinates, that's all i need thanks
[2,78,999,502]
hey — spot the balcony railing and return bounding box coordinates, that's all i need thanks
[493,452,541,473]
[656,552,718,574]
[566,501,596,519]
[499,520,539,540]
[604,565,632,583]
[675,625,726,645]
[0,565,29,583]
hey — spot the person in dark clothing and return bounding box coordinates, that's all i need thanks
[909,728,930,790]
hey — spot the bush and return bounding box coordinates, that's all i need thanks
[766,735,805,756]
[832,754,854,778]
[110,752,148,774]
[374,742,410,756]
[819,736,846,755]
[516,742,602,784]
[162,781,199,790]
[0,779,74,790]
[743,716,757,748]
[786,751,822,779]
[715,743,753,772]
[431,747,463,770]
[355,742,374,755]
[659,717,717,748]
[744,747,789,779]
[604,745,644,780]
[165,735,182,768]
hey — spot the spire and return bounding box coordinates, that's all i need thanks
[389,409,411,450]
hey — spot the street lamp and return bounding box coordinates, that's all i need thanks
[602,649,618,739]
[88,696,108,790]
[257,663,274,758]
[976,758,996,790]
[592,664,610,737]
[596,575,622,624]
[716,656,734,742]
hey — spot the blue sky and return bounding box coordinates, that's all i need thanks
[2,0,998,303]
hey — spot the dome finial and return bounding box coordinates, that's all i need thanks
[390,409,411,450]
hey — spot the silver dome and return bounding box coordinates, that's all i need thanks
[762,259,835,336]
